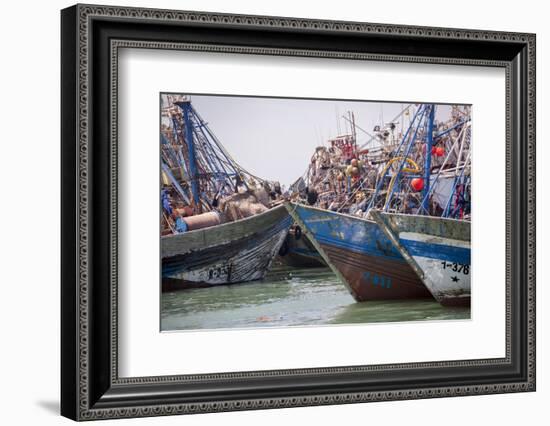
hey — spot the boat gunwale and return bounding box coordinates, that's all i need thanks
[161,203,288,242]
[286,201,378,225]
[375,211,471,225]
[374,210,471,242]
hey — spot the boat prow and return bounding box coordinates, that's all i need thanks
[284,202,432,302]
[370,210,471,307]
[162,204,292,291]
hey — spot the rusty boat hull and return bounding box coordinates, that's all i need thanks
[371,211,471,307]
[162,204,292,291]
[285,203,432,302]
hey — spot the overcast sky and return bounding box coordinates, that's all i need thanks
[174,95,455,187]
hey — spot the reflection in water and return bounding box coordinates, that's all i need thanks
[161,265,470,331]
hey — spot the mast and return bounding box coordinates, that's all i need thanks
[176,100,201,212]
[421,104,435,214]
[351,111,357,154]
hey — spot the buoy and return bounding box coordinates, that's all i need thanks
[183,211,221,231]
[176,206,194,217]
[435,146,445,157]
[411,178,424,191]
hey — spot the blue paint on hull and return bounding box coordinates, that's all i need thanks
[289,204,431,301]
[292,205,406,262]
[401,238,471,265]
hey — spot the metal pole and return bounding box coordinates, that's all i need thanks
[179,101,201,210]
[421,105,435,214]
[383,105,428,211]
[365,105,423,213]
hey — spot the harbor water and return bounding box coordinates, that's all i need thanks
[161,265,470,332]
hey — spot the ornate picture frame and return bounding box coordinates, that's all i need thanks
[61,4,535,421]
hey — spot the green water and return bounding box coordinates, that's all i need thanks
[161,265,470,331]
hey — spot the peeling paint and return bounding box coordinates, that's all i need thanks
[372,211,471,307]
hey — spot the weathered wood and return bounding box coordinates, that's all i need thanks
[372,211,471,306]
[286,203,431,301]
[162,205,292,289]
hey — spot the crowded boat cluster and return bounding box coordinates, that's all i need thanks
[160,94,472,307]
[290,104,471,220]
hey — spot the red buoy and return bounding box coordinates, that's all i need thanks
[435,146,445,157]
[411,178,424,191]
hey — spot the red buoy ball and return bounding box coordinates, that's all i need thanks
[410,178,424,191]
[435,146,445,157]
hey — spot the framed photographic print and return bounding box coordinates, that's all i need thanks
[61,4,536,421]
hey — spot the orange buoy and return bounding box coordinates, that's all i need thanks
[411,178,424,191]
[435,146,445,157]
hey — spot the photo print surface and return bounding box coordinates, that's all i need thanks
[160,94,472,332]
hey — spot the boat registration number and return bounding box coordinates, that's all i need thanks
[441,261,470,275]
[363,271,392,288]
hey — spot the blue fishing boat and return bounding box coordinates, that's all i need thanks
[370,211,470,306]
[285,203,432,301]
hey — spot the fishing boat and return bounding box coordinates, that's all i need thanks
[162,204,292,291]
[286,103,472,303]
[160,95,291,291]
[278,225,327,268]
[370,211,470,306]
[285,203,432,301]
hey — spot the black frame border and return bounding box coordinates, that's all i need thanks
[61,4,535,421]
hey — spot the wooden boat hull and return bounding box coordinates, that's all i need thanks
[286,203,432,301]
[371,211,471,307]
[278,227,327,268]
[162,204,292,291]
